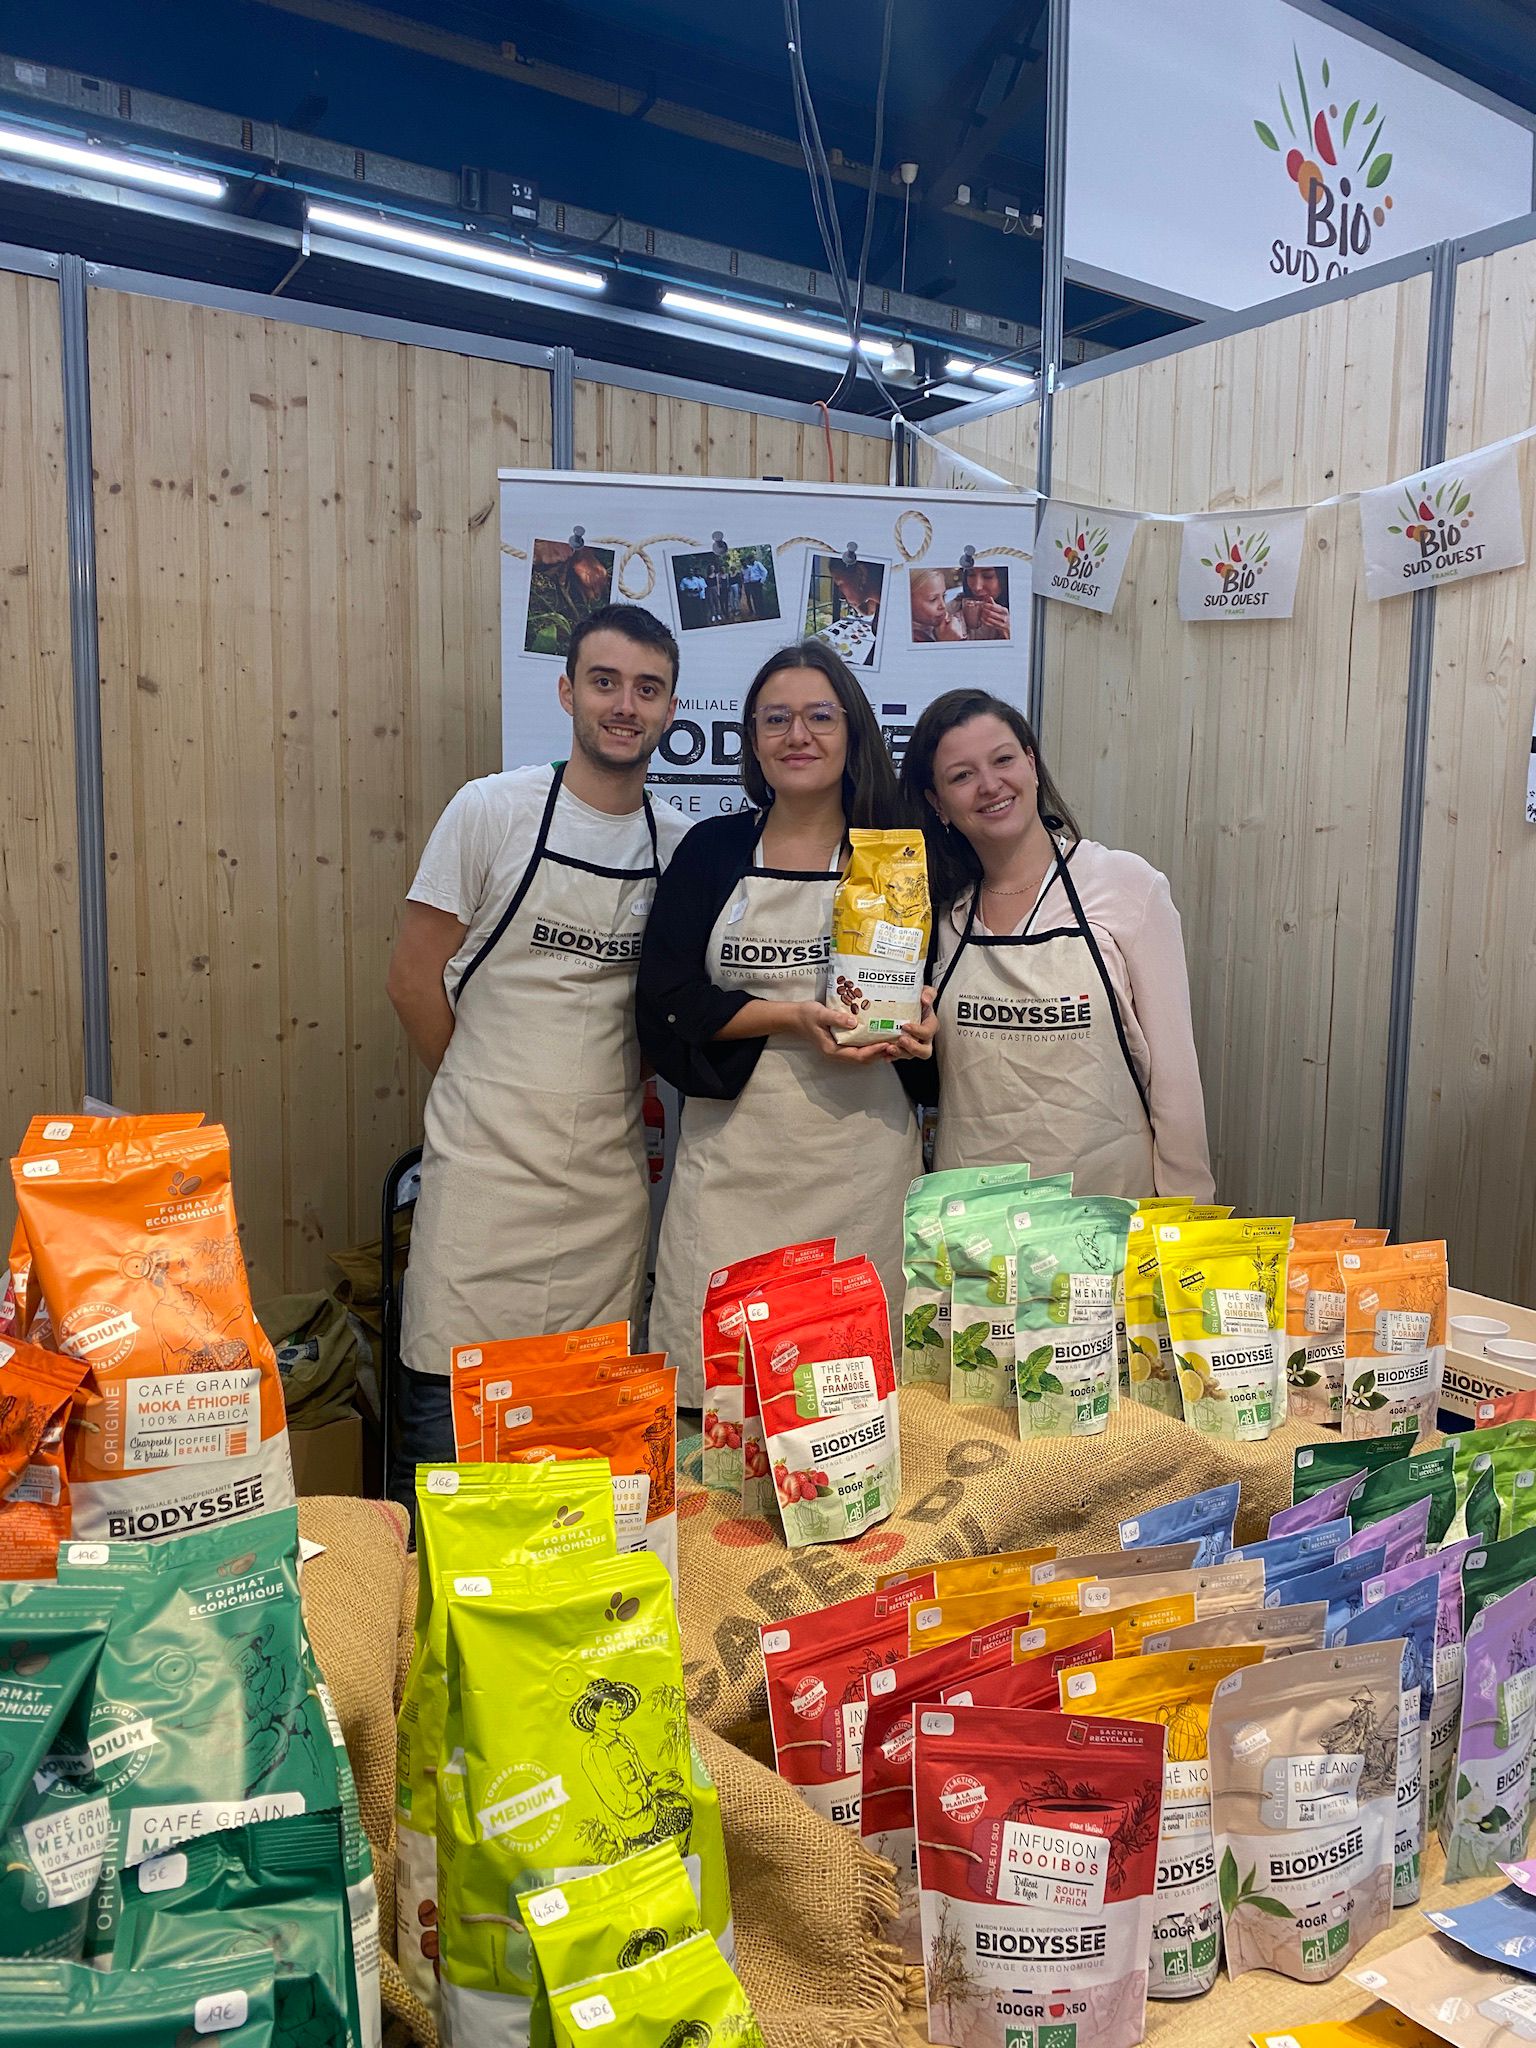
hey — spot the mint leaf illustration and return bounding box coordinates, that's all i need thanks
[1367,152,1392,188]
[1219,1848,1239,1918]
[1254,120,1280,151]
[1342,98,1360,145]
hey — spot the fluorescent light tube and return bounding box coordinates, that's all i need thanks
[0,122,226,200]
[944,356,1037,391]
[308,203,606,292]
[661,289,890,356]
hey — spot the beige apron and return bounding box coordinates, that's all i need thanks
[650,840,920,1408]
[402,766,659,1376]
[932,845,1156,1194]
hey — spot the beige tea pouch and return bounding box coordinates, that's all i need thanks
[1209,1641,1400,1982]
[1029,1542,1199,1585]
[1351,1933,1536,2048]
[1080,1562,1265,1621]
[1143,1603,1329,1656]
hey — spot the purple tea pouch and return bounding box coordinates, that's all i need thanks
[1339,1494,1433,1574]
[1502,1857,1536,1894]
[1365,1537,1477,1834]
[1269,1468,1367,1536]
[1440,1574,1536,1883]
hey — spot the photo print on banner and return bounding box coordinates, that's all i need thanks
[1177,508,1308,620]
[1359,440,1526,600]
[908,557,1017,644]
[1038,501,1138,614]
[802,548,889,669]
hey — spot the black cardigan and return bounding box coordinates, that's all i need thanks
[637,809,938,1106]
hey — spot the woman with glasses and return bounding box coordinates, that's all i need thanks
[639,640,932,1407]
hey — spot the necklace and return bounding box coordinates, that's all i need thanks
[984,879,1042,896]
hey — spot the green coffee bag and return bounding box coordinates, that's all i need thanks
[0,1584,111,1960]
[547,1932,763,2048]
[53,1506,337,1955]
[437,1555,732,2048]
[1013,1195,1134,1438]
[1350,1443,1458,1548]
[397,1460,619,2009]
[518,1839,701,1995]
[115,1807,357,2048]
[944,1175,1072,1409]
[0,1950,275,2048]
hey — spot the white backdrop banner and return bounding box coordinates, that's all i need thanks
[1067,0,1535,312]
[498,473,1034,817]
[1177,508,1308,621]
[1358,442,1526,601]
[1036,501,1138,614]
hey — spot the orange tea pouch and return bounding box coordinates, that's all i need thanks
[11,1123,293,1542]
[0,1335,89,1578]
[876,1545,1056,1593]
[494,1366,677,1581]
[6,1112,203,1342]
[449,1322,630,1458]
[1341,1241,1448,1442]
[1286,1227,1390,1426]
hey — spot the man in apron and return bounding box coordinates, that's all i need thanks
[385,603,689,1501]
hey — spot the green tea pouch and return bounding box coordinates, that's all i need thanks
[1013,1195,1135,1437]
[1447,1455,1505,1547]
[1457,1421,1536,1537]
[1461,1524,1536,1636]
[115,1808,357,2048]
[53,1506,337,1958]
[0,1949,276,2048]
[438,1555,732,2048]
[1350,1443,1458,1548]
[547,1932,763,2048]
[944,1176,1072,1410]
[518,1839,701,1995]
[308,1666,380,2048]
[1293,1434,1411,1504]
[398,1460,618,2009]
[0,1584,111,1960]
[905,1164,1037,1383]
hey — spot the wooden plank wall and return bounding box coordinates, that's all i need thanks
[89,289,552,1293]
[915,400,1040,489]
[1400,242,1536,1300]
[573,379,893,484]
[931,277,1430,1224]
[0,270,81,1242]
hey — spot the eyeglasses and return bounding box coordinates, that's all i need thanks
[754,702,844,736]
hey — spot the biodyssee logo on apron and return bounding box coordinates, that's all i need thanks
[716,934,830,982]
[953,990,1094,1043]
[530,918,643,967]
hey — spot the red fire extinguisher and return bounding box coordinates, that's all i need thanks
[643,1078,665,1185]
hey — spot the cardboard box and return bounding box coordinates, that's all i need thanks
[1440,1286,1536,1430]
[287,1413,364,1498]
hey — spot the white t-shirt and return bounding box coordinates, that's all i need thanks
[409,763,690,996]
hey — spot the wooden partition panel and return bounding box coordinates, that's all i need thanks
[573,379,893,484]
[0,269,80,1237]
[934,278,1429,1221]
[917,400,1040,489]
[1401,242,1536,1301]
[90,289,551,1292]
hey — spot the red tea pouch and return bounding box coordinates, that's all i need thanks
[745,1256,899,1548]
[760,1579,935,1826]
[860,1615,1032,1960]
[938,1626,1114,1712]
[914,1704,1167,2048]
[700,1239,836,1502]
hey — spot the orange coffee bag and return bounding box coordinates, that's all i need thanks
[0,1334,89,1577]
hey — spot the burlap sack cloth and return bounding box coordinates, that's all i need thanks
[299,1393,1499,2048]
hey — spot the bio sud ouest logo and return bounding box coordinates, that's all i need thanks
[1051,522,1110,595]
[1386,473,1479,580]
[1254,46,1395,286]
[1199,525,1270,607]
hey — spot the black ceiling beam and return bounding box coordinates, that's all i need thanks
[924,0,1050,209]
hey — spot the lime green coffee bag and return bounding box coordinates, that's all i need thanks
[944,1175,1072,1409]
[53,1506,337,1957]
[437,1554,732,2048]
[547,1932,764,2048]
[518,1839,701,1995]
[397,1460,619,2009]
[0,1950,275,2048]
[0,1584,110,1960]
[1013,1195,1135,1438]
[115,1808,357,2048]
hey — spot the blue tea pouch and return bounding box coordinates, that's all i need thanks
[1226,1519,1351,1581]
[1425,1885,1536,1977]
[1265,1544,1386,1638]
[1117,1479,1239,1568]
[1336,1575,1438,1905]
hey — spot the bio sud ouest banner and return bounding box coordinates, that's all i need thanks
[1065,0,1535,314]
[497,473,1035,817]
[1176,509,1308,622]
[1358,442,1526,601]
[1036,501,1139,615]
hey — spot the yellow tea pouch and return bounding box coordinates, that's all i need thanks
[1158,1216,1293,1440]
[885,1547,1055,1598]
[828,828,931,1046]
[1062,1646,1264,1997]
[1253,2016,1446,2048]
[905,1586,1032,1653]
[1124,1204,1233,1413]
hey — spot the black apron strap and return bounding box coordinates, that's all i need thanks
[1056,848,1154,1126]
[453,763,564,1005]
[932,889,979,1010]
[641,791,661,875]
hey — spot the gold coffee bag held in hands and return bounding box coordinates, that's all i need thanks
[829,829,931,1046]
